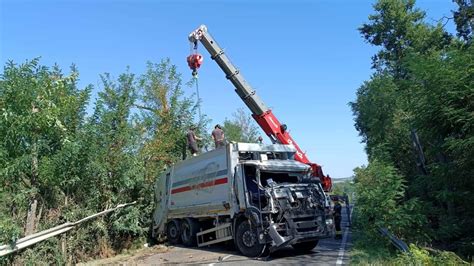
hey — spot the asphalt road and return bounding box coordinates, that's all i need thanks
[138,206,353,265]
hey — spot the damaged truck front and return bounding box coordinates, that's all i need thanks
[151,143,333,257]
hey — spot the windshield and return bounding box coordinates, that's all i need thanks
[259,171,304,186]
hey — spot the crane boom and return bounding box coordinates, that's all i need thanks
[188,25,332,191]
[189,26,268,116]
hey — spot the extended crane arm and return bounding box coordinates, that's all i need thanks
[189,25,268,116]
[189,25,331,191]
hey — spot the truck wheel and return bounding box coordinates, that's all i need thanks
[292,240,319,252]
[181,218,199,247]
[166,219,181,245]
[235,220,265,257]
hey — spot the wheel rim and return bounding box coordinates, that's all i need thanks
[169,223,178,239]
[242,229,257,247]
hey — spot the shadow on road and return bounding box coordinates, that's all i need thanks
[147,206,353,265]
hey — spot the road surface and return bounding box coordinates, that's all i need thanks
[86,206,353,265]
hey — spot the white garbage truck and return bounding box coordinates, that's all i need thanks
[151,143,333,257]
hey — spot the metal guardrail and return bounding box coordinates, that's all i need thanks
[0,201,136,257]
[349,203,408,253]
[378,227,410,253]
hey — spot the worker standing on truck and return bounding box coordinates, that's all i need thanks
[334,198,342,239]
[187,125,202,156]
[211,124,225,149]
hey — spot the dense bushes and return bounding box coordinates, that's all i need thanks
[353,160,425,245]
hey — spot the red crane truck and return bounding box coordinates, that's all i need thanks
[187,25,332,192]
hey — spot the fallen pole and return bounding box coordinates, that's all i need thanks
[0,201,136,257]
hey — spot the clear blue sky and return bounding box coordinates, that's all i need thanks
[1,0,456,178]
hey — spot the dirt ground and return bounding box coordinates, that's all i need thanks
[78,244,170,265]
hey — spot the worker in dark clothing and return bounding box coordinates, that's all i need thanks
[343,193,351,227]
[211,124,225,149]
[187,126,202,156]
[333,198,342,239]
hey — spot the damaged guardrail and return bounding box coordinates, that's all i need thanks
[378,227,410,253]
[0,201,136,257]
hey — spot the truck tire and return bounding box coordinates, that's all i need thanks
[292,240,319,252]
[181,218,199,247]
[235,220,265,257]
[166,219,182,245]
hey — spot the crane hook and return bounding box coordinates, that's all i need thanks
[187,54,203,77]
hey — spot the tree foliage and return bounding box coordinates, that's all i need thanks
[359,0,451,75]
[0,58,203,264]
[331,180,355,203]
[0,59,91,245]
[453,0,474,42]
[351,0,474,259]
[221,108,260,143]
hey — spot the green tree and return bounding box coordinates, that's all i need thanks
[0,59,91,263]
[352,0,474,259]
[453,0,474,43]
[404,45,474,244]
[331,180,355,203]
[353,161,425,243]
[359,0,450,75]
[74,70,147,258]
[0,57,213,263]
[88,71,141,206]
[349,73,417,179]
[222,108,260,143]
[0,59,90,236]
[136,59,206,174]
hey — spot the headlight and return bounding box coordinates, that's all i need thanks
[326,219,333,225]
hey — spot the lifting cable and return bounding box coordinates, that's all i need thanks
[194,75,202,119]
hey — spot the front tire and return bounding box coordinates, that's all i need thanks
[166,219,181,245]
[235,220,265,257]
[292,240,319,252]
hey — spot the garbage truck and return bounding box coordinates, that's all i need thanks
[151,142,333,256]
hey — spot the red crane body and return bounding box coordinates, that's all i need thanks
[188,25,332,191]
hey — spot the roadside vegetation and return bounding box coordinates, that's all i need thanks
[0,58,256,264]
[1,0,472,264]
[331,180,355,202]
[350,0,473,263]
